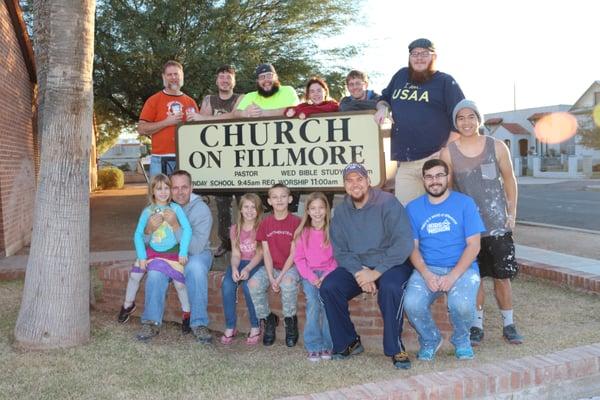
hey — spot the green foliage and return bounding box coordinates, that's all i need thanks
[97,167,125,189]
[94,0,360,136]
[578,124,600,150]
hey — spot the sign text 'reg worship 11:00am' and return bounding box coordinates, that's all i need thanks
[176,111,384,192]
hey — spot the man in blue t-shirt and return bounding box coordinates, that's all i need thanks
[374,38,465,206]
[404,159,484,362]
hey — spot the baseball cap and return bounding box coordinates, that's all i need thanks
[342,163,368,179]
[408,38,435,52]
[255,63,276,77]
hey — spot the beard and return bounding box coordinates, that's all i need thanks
[425,183,447,198]
[257,80,281,97]
[163,77,184,91]
[408,61,436,84]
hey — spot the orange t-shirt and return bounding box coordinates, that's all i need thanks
[139,91,199,155]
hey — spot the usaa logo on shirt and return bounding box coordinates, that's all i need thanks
[391,83,429,102]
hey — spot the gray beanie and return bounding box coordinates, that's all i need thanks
[452,99,482,130]
[408,38,435,52]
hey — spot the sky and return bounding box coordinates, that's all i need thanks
[326,0,599,116]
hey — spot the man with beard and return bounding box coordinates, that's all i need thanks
[320,162,414,369]
[138,60,199,177]
[339,70,380,112]
[404,159,484,362]
[189,65,244,258]
[374,39,465,205]
[235,63,299,118]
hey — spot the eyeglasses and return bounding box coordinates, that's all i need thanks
[258,72,274,81]
[423,173,447,181]
[409,51,433,59]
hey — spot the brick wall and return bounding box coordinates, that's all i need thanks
[96,261,454,351]
[0,1,37,257]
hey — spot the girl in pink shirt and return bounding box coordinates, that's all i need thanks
[293,192,337,361]
[220,193,264,345]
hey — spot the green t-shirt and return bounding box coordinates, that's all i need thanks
[236,86,299,110]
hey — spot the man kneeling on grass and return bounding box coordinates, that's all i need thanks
[404,159,484,361]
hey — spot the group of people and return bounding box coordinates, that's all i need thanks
[117,37,523,369]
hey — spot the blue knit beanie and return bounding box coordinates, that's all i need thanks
[452,99,482,130]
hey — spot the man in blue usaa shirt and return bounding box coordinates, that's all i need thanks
[374,38,465,206]
[404,159,484,362]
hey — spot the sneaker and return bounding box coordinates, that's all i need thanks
[262,313,279,346]
[332,337,364,360]
[182,315,191,334]
[284,315,299,347]
[503,324,524,344]
[307,351,321,362]
[470,326,484,346]
[320,350,332,360]
[117,303,136,324]
[192,325,212,344]
[416,339,443,361]
[392,351,412,369]
[136,323,159,341]
[455,346,475,360]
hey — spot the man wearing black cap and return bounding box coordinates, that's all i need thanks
[374,38,465,206]
[235,63,299,117]
[319,162,414,369]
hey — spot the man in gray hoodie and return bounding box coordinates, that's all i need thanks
[136,170,214,343]
[320,163,414,369]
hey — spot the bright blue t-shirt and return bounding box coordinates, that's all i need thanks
[406,191,484,270]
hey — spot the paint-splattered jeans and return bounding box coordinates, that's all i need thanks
[247,265,299,319]
[404,266,480,350]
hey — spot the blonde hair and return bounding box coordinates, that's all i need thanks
[148,173,172,205]
[293,192,332,246]
[232,193,263,252]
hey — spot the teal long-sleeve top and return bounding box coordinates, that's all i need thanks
[133,203,192,260]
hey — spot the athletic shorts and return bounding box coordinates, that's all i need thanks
[477,232,518,279]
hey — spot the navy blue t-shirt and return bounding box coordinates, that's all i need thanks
[406,191,484,271]
[380,68,464,161]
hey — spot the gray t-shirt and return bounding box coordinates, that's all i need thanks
[448,136,509,237]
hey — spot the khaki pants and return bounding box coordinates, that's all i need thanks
[394,152,439,206]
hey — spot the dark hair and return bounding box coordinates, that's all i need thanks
[162,60,183,73]
[304,77,329,102]
[345,70,368,85]
[422,159,449,176]
[170,169,192,183]
[216,64,235,75]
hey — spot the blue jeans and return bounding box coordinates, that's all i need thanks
[302,272,332,352]
[149,155,176,177]
[222,260,261,329]
[142,250,213,326]
[404,266,480,350]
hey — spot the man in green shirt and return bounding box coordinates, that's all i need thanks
[235,63,299,118]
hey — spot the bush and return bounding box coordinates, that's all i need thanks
[97,167,124,189]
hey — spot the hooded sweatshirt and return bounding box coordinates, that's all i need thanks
[330,188,413,275]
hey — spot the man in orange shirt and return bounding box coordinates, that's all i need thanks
[138,60,199,176]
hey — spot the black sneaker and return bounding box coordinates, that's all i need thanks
[332,337,364,360]
[392,351,412,370]
[182,316,191,334]
[470,326,484,346]
[503,324,524,344]
[192,325,212,344]
[284,315,299,347]
[117,303,136,324]
[136,323,159,341]
[263,313,279,346]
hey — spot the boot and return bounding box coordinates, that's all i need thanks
[284,315,299,347]
[263,312,279,346]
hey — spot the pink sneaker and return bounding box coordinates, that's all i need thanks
[320,350,332,360]
[307,351,320,362]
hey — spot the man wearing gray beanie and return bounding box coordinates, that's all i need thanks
[374,38,465,206]
[440,100,524,347]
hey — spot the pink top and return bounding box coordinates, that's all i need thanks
[293,228,338,282]
[230,225,257,261]
[256,213,301,270]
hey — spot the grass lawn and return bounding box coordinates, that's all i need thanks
[1,276,599,400]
